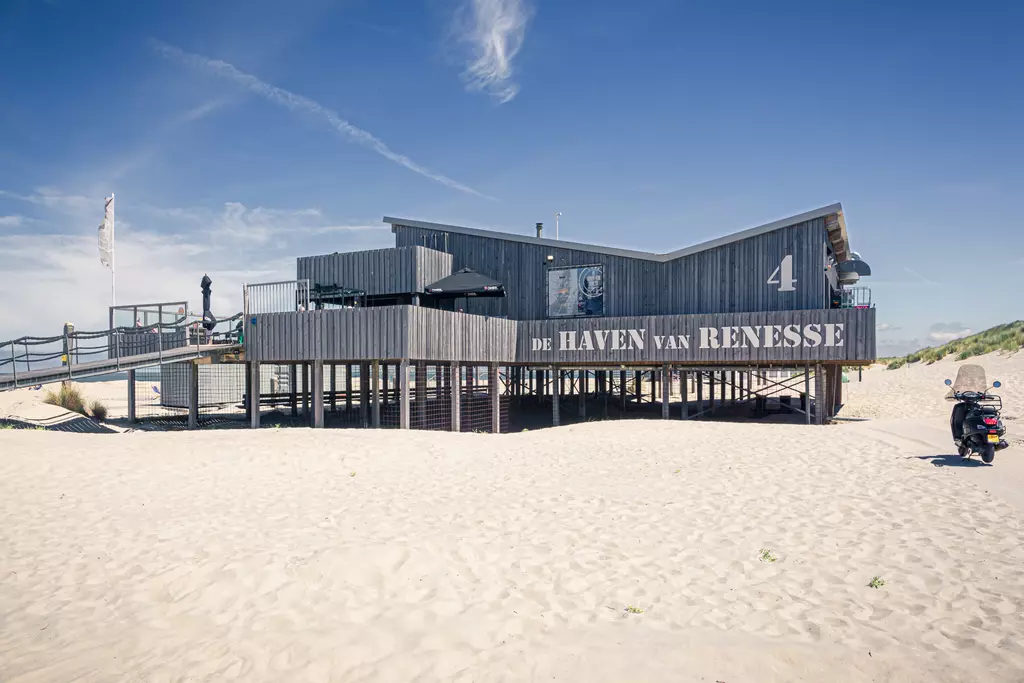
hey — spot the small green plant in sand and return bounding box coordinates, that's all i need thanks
[42,384,88,416]
[350,472,356,477]
[625,605,644,614]
[0,423,14,430]
[868,576,886,589]
[89,401,108,422]
[674,468,681,474]
[759,548,778,563]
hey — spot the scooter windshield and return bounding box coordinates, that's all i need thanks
[947,364,988,399]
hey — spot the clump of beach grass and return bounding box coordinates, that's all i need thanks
[42,384,87,416]
[869,576,886,589]
[759,548,778,563]
[89,401,108,422]
[625,605,644,614]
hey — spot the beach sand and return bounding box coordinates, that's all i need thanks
[1,352,1022,682]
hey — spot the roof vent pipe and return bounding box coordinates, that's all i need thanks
[536,222,543,239]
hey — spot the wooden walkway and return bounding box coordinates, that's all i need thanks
[0,344,241,392]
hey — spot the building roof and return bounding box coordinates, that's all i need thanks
[384,203,851,264]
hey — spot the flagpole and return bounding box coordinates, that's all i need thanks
[110,192,115,308]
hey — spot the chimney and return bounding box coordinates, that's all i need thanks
[536,222,544,239]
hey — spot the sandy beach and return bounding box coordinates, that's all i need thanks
[1,353,1022,682]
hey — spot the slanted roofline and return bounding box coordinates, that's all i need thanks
[384,203,851,264]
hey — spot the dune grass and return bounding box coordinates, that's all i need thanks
[882,321,1023,370]
[42,384,88,416]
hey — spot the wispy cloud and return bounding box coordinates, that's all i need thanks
[150,40,492,199]
[0,215,25,227]
[0,186,392,340]
[876,322,902,332]
[453,0,530,104]
[903,267,938,286]
[928,321,972,343]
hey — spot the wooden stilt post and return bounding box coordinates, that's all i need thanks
[187,361,199,430]
[661,363,670,419]
[127,369,137,423]
[312,359,324,428]
[249,361,261,428]
[490,363,501,433]
[400,359,410,429]
[681,370,689,419]
[814,363,824,425]
[620,370,627,411]
[371,360,381,427]
[552,364,561,427]
[360,362,369,427]
[451,362,461,432]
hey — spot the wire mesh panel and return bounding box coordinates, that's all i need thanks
[411,363,452,431]
[324,363,369,428]
[458,365,509,433]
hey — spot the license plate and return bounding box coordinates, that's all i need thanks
[987,434,1000,443]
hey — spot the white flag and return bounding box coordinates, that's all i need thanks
[98,194,114,268]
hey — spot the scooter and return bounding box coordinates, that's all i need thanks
[945,377,1008,463]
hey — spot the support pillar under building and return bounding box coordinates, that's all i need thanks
[311,359,324,428]
[187,361,199,430]
[249,361,261,429]
[400,359,411,429]
[127,369,137,423]
[552,364,561,427]
[451,362,461,432]
[371,360,381,428]
[490,363,501,433]
[661,363,671,419]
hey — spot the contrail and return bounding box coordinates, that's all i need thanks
[151,40,493,200]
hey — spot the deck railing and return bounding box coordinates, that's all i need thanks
[0,311,243,390]
[243,280,311,319]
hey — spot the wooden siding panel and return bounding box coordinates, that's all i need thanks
[392,218,831,320]
[296,246,453,297]
[246,307,872,364]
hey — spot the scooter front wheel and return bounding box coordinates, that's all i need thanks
[982,444,996,464]
[958,444,970,458]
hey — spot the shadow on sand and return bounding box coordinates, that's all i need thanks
[911,454,993,468]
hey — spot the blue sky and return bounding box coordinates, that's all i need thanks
[1,0,1021,354]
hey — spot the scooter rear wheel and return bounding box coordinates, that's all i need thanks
[982,444,995,464]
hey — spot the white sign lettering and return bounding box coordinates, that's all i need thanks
[529,324,845,354]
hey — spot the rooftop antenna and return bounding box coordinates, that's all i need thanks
[555,212,562,240]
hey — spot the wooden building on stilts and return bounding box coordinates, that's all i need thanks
[241,203,875,431]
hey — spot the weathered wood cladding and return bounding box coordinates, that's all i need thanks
[405,307,517,363]
[296,246,453,297]
[517,307,874,365]
[245,306,873,365]
[392,219,829,319]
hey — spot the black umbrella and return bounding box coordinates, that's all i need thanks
[424,267,506,298]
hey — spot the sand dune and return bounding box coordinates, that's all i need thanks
[2,414,1023,681]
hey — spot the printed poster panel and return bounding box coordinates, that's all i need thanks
[547,265,604,318]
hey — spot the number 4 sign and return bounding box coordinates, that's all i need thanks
[767,254,797,292]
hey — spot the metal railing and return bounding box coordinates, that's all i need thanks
[243,280,311,319]
[0,310,244,391]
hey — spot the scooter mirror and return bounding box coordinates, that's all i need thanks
[993,381,1001,388]
[944,379,952,386]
